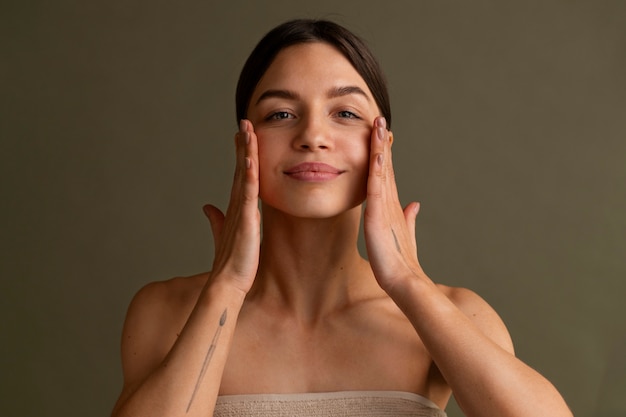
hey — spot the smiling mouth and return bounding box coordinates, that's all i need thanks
[284,162,344,181]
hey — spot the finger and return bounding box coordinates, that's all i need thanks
[366,116,389,204]
[382,130,399,199]
[374,117,399,198]
[228,120,248,204]
[229,120,259,212]
[240,120,260,211]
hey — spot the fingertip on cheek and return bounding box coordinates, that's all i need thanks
[376,127,386,142]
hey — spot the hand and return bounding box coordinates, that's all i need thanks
[363,117,426,295]
[202,120,261,295]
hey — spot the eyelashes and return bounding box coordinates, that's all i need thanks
[266,111,293,121]
[336,110,360,119]
[264,110,362,122]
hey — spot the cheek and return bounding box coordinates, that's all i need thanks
[255,138,279,202]
[255,133,273,173]
[345,139,371,198]
[346,134,371,169]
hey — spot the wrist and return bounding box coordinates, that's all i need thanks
[384,269,435,307]
[202,274,248,307]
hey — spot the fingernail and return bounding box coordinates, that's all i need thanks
[245,157,251,169]
[239,119,246,132]
[377,153,383,166]
[377,127,386,141]
[376,117,386,129]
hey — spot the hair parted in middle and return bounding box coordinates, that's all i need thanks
[235,19,392,128]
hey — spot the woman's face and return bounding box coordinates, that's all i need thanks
[246,42,381,219]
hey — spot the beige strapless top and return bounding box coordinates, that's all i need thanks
[214,390,447,416]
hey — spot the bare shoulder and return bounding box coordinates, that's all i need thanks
[436,283,515,354]
[124,272,208,333]
[118,273,209,389]
[129,272,209,314]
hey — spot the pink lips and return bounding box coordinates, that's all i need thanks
[284,162,343,181]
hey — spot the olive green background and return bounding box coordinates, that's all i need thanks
[1,1,624,416]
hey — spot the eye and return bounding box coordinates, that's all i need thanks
[337,110,360,119]
[266,111,294,121]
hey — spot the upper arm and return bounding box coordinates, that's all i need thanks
[444,285,515,355]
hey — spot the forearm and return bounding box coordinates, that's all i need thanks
[389,277,572,417]
[112,280,245,417]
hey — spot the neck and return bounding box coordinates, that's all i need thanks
[248,204,374,323]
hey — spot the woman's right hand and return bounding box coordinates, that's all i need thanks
[202,119,260,295]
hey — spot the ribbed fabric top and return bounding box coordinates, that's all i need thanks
[214,390,447,417]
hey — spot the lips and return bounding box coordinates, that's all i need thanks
[284,162,344,181]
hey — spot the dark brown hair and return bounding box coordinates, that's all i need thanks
[235,19,392,128]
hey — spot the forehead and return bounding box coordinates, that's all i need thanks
[253,42,371,95]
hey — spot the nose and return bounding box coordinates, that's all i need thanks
[293,114,331,151]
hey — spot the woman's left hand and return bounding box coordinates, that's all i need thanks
[364,117,428,295]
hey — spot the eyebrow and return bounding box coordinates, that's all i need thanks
[255,89,299,104]
[255,85,371,105]
[328,85,370,101]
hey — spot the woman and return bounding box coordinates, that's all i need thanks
[111,19,572,417]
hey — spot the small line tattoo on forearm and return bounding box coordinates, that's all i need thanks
[391,228,401,253]
[186,309,228,413]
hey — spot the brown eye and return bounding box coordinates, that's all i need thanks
[337,110,359,119]
[267,111,293,120]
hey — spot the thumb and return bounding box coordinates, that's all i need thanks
[403,202,420,252]
[203,204,225,248]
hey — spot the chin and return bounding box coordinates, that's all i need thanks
[260,196,364,220]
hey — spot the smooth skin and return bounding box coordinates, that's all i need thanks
[111,43,572,417]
